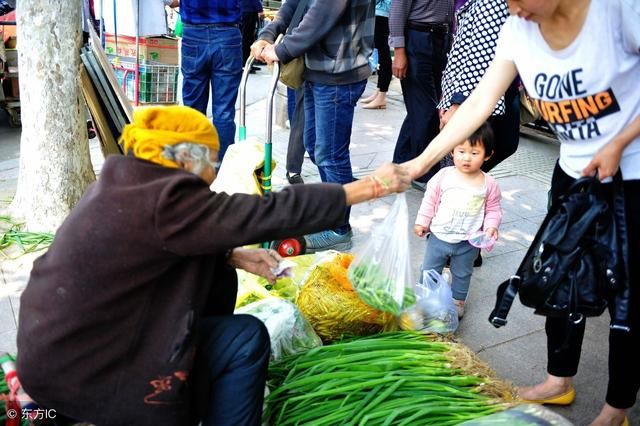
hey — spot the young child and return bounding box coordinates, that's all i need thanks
[413,122,502,318]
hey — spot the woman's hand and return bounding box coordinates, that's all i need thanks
[582,139,624,180]
[227,248,282,284]
[439,104,460,130]
[370,162,412,196]
[343,163,411,205]
[251,40,271,62]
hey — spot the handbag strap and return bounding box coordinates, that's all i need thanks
[287,0,311,35]
[610,171,631,331]
[488,276,520,328]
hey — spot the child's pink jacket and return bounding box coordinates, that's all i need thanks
[415,167,503,231]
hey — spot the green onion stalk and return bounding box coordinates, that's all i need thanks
[264,332,517,425]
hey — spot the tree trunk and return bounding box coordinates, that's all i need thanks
[10,0,95,232]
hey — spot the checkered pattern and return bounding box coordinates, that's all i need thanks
[438,0,509,115]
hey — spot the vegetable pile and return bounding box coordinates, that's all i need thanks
[264,332,516,425]
[296,254,396,342]
[350,262,416,316]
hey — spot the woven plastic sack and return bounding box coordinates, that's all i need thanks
[348,194,415,316]
[297,252,396,342]
[236,298,322,360]
[397,270,459,334]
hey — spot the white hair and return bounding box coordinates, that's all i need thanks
[162,143,217,174]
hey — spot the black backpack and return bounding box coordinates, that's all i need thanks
[489,173,630,331]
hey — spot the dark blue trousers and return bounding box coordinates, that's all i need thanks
[393,29,450,183]
[194,314,270,426]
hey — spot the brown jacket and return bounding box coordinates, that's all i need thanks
[17,156,346,425]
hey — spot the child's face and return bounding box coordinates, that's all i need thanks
[452,140,488,174]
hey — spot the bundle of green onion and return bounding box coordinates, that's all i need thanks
[0,216,53,255]
[265,332,516,426]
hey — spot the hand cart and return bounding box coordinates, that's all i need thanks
[238,55,306,257]
[0,19,20,127]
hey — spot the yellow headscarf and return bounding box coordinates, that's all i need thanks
[120,105,219,168]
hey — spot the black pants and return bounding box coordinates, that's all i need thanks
[393,29,450,183]
[286,87,305,174]
[241,12,259,64]
[193,314,270,425]
[373,15,391,92]
[546,163,640,409]
[482,81,520,172]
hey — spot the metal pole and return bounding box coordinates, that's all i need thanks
[238,55,255,142]
[134,0,140,105]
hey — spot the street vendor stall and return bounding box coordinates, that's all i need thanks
[0,8,19,127]
[95,0,179,106]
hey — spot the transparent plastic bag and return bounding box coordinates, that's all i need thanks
[348,194,415,316]
[467,230,497,251]
[398,269,459,333]
[235,298,322,360]
[297,251,396,342]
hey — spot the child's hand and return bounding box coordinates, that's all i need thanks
[414,225,428,237]
[485,227,498,239]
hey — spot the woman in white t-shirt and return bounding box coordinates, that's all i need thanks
[403,1,640,425]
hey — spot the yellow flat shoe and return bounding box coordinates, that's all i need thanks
[621,417,629,426]
[521,386,576,405]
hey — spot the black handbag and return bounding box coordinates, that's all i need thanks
[489,173,630,331]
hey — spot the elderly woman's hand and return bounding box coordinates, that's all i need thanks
[227,248,283,284]
[370,162,412,196]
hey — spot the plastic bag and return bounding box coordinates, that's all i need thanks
[458,404,573,425]
[467,230,497,251]
[297,251,396,342]
[348,194,415,315]
[235,254,318,308]
[397,269,459,334]
[235,298,322,360]
[210,140,276,196]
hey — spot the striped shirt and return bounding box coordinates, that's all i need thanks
[180,0,241,25]
[389,0,454,48]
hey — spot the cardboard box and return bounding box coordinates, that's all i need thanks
[104,33,179,65]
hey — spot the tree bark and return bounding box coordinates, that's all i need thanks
[10,0,95,232]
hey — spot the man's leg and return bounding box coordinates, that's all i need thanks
[309,80,365,230]
[211,27,243,160]
[194,314,270,426]
[392,30,445,182]
[241,13,258,65]
[181,25,212,115]
[286,87,306,179]
[302,82,318,170]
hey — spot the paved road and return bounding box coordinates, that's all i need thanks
[1,70,638,425]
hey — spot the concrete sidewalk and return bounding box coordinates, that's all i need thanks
[0,71,638,425]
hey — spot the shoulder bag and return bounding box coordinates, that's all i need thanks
[279,0,310,89]
[489,172,630,332]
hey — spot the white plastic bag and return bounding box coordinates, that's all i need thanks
[398,269,459,333]
[348,194,415,315]
[235,298,322,360]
